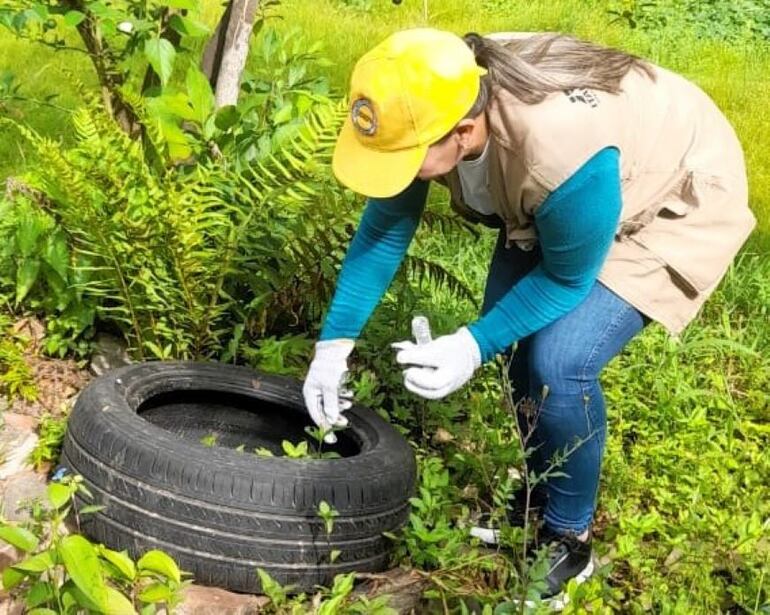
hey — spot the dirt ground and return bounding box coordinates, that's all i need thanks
[5,317,91,419]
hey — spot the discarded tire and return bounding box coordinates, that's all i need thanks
[60,361,416,593]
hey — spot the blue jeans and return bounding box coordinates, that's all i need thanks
[482,230,646,535]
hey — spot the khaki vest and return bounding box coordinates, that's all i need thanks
[438,60,756,334]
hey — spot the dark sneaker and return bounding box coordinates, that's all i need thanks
[469,485,548,545]
[532,525,595,610]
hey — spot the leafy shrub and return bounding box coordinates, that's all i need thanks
[222,26,335,167]
[0,0,215,140]
[0,314,38,401]
[0,473,189,613]
[28,414,68,471]
[608,0,770,42]
[0,192,96,357]
[256,567,397,614]
[0,93,352,360]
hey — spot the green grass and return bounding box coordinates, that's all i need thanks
[0,36,90,178]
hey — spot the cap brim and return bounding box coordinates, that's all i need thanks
[332,119,428,198]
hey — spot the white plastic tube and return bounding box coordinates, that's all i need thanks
[411,315,432,346]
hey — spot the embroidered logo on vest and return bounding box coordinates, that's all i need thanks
[564,88,599,108]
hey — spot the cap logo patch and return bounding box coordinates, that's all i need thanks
[351,98,377,136]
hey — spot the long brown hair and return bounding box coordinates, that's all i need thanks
[462,33,656,114]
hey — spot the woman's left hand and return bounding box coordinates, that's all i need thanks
[392,327,481,399]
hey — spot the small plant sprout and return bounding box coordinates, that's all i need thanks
[200,433,218,448]
[29,414,68,471]
[281,439,310,458]
[317,500,339,536]
[317,500,342,565]
[304,425,343,459]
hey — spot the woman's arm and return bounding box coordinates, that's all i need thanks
[468,147,622,362]
[320,179,430,340]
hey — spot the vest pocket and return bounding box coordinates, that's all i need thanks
[617,169,691,237]
[627,171,754,294]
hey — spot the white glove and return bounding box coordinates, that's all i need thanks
[302,339,355,443]
[392,327,481,400]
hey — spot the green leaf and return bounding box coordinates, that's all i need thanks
[147,114,191,161]
[200,433,217,447]
[16,258,41,304]
[26,580,55,608]
[138,582,173,603]
[104,587,137,614]
[79,504,106,515]
[27,609,58,615]
[214,105,239,130]
[162,0,199,8]
[61,579,102,611]
[16,213,46,257]
[76,482,94,500]
[137,550,181,583]
[186,66,214,124]
[0,524,40,552]
[202,114,217,140]
[44,230,69,281]
[257,568,289,605]
[321,576,358,615]
[63,10,86,26]
[169,14,210,37]
[14,551,55,573]
[47,482,71,509]
[149,92,196,121]
[273,102,293,124]
[162,124,191,160]
[140,604,157,615]
[97,545,136,581]
[144,38,176,86]
[28,6,48,22]
[58,535,109,609]
[282,440,308,458]
[3,566,27,590]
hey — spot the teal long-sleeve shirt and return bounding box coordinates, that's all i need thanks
[319,147,622,362]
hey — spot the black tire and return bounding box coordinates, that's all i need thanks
[61,361,415,593]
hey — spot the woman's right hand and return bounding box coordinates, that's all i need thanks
[302,339,355,443]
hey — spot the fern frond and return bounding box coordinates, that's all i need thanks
[421,210,480,239]
[402,255,479,308]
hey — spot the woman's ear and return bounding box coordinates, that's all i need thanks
[454,119,477,150]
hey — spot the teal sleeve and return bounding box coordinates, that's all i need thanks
[467,147,622,362]
[319,179,429,340]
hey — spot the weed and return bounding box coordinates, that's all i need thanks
[0,314,37,401]
[28,414,67,471]
[199,433,218,448]
[256,567,397,614]
[0,473,190,612]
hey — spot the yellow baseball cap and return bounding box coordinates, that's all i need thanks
[332,28,487,198]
